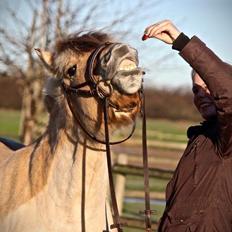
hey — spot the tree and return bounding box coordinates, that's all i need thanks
[0,0,162,143]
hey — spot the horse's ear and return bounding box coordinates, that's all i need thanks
[35,48,54,72]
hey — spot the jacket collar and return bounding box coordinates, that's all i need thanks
[187,118,218,140]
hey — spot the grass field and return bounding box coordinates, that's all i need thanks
[126,176,169,193]
[0,109,21,140]
[0,108,191,231]
[0,109,192,141]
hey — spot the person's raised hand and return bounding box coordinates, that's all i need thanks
[142,20,181,44]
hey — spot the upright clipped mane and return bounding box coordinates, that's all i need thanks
[56,32,113,54]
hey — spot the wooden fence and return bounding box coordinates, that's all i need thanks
[113,153,174,231]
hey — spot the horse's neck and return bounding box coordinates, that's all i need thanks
[44,130,108,207]
[33,131,109,229]
[43,101,108,199]
[0,132,111,231]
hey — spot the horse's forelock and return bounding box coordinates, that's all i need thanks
[53,32,114,80]
[55,32,113,54]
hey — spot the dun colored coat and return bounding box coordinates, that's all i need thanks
[0,32,143,232]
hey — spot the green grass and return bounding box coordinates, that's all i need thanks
[126,176,169,193]
[0,109,21,139]
[133,131,187,144]
[1,109,176,231]
[123,202,164,232]
[0,109,193,144]
[114,118,194,146]
[125,228,144,232]
[123,176,168,231]
[125,229,144,232]
[123,202,164,221]
[137,118,191,135]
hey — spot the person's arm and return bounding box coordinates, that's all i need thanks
[143,20,232,155]
[179,36,232,155]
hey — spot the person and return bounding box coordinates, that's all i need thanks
[143,20,232,231]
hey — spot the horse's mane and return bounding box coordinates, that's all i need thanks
[56,31,113,54]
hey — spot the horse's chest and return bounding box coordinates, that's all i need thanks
[1,148,109,232]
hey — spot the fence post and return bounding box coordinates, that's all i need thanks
[115,153,128,215]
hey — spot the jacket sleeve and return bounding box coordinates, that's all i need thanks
[180,36,232,156]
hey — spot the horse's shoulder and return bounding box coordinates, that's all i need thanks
[0,142,14,161]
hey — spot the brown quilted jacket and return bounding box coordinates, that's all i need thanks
[158,36,232,232]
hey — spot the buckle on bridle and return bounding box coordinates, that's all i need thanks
[139,209,156,231]
[95,79,113,99]
[139,209,156,216]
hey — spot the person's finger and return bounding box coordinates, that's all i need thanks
[155,23,180,40]
[148,24,169,37]
[150,33,173,44]
[146,20,171,37]
[144,23,158,35]
[144,19,170,34]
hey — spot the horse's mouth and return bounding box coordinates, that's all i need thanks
[112,59,143,95]
[118,59,137,71]
[117,59,141,77]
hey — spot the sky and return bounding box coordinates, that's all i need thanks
[0,0,231,89]
[135,0,232,89]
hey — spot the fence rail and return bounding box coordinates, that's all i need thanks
[121,216,158,230]
[113,153,174,231]
[113,163,174,180]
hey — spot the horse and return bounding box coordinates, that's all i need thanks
[0,32,144,232]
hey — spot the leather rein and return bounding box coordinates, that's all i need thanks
[61,42,153,232]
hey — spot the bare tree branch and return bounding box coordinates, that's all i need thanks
[6,6,30,35]
[25,10,38,68]
[39,0,50,48]
[55,0,64,39]
[0,28,26,50]
[0,0,166,143]
[78,2,103,30]
[63,1,93,32]
[0,54,25,78]
[25,0,38,13]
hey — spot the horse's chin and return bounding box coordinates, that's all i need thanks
[108,94,141,127]
[112,107,138,122]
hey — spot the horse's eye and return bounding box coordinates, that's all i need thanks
[192,86,199,94]
[67,65,77,77]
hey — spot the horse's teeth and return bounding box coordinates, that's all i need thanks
[119,64,136,71]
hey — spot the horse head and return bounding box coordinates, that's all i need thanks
[36,32,144,142]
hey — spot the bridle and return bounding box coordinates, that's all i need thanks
[61,42,154,232]
[62,42,136,145]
